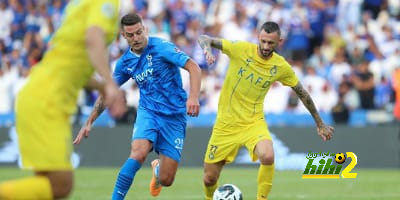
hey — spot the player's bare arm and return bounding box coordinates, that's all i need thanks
[183,59,201,117]
[73,95,106,144]
[86,27,114,85]
[198,35,222,50]
[198,35,222,65]
[86,77,106,96]
[291,82,322,124]
[93,96,107,120]
[86,26,126,118]
[292,82,334,141]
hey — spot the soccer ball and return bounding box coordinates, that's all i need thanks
[213,184,243,200]
[335,153,346,164]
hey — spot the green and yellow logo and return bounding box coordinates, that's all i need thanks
[302,151,357,179]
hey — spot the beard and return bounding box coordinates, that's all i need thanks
[258,45,274,58]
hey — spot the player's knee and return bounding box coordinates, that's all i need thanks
[129,151,147,163]
[259,154,274,165]
[53,185,72,199]
[51,177,73,198]
[159,175,174,187]
[203,174,218,186]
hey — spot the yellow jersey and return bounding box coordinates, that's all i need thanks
[21,0,120,114]
[215,39,299,126]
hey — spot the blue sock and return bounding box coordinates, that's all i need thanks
[112,158,141,200]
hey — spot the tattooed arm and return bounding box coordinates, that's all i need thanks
[86,96,107,125]
[73,95,107,144]
[292,82,323,125]
[292,82,335,141]
[198,35,222,50]
[198,35,222,65]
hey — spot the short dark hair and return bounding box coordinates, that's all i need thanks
[260,21,281,37]
[120,13,143,27]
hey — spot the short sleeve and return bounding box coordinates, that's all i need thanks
[113,58,130,86]
[221,39,247,57]
[87,0,119,33]
[279,61,299,87]
[159,41,190,68]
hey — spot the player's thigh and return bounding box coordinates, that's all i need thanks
[16,96,73,170]
[130,139,152,163]
[243,120,272,162]
[204,128,241,164]
[156,113,186,163]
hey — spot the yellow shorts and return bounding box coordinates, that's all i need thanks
[204,119,272,164]
[15,86,73,171]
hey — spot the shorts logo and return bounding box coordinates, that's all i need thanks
[174,138,183,150]
[208,145,218,160]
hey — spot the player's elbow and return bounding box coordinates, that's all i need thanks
[184,59,202,75]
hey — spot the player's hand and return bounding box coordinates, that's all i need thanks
[204,50,216,65]
[317,124,334,141]
[73,123,92,145]
[104,82,127,118]
[186,96,200,117]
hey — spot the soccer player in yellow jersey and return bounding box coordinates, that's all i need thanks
[198,21,335,200]
[0,0,126,199]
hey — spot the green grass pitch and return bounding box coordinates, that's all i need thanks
[1,167,400,199]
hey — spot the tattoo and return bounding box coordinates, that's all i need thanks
[198,35,212,53]
[292,83,323,124]
[95,97,105,115]
[198,35,222,51]
[210,38,222,50]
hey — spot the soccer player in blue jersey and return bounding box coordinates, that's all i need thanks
[73,13,202,199]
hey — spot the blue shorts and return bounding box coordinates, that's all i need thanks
[132,108,186,162]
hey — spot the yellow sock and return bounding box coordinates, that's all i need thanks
[0,176,53,200]
[203,182,218,200]
[257,164,274,200]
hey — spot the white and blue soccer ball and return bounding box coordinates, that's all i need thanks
[213,184,243,200]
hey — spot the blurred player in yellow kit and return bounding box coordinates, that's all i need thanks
[198,21,334,200]
[0,0,126,199]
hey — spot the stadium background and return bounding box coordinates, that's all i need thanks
[0,0,400,199]
[0,0,400,165]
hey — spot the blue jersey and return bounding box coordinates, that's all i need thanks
[113,37,190,115]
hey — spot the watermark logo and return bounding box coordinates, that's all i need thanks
[302,151,357,179]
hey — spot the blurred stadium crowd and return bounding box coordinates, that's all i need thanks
[0,0,399,126]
